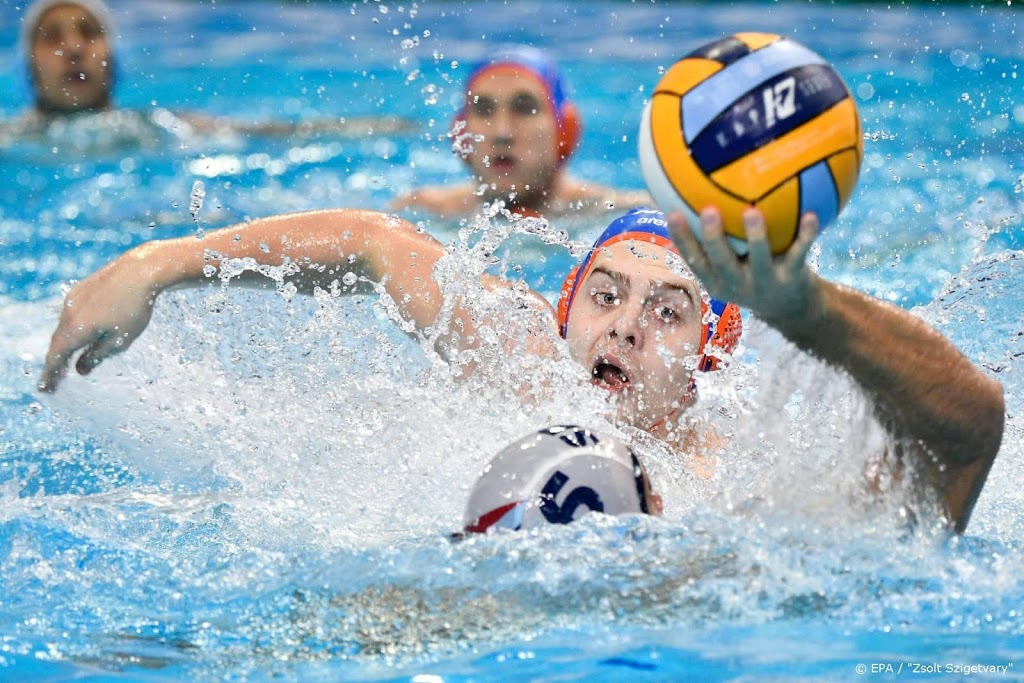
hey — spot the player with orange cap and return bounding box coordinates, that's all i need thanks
[37,204,1003,534]
[392,45,649,218]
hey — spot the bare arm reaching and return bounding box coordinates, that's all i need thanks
[40,209,553,392]
[670,208,1005,533]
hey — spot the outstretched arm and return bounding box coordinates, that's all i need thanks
[40,209,552,392]
[670,208,1005,533]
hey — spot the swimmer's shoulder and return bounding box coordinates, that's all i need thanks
[0,110,49,140]
[660,422,728,481]
[551,176,652,215]
[390,183,479,217]
[290,114,417,138]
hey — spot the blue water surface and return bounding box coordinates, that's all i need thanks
[1,1,1023,681]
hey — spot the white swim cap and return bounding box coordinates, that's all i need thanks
[20,0,117,62]
[463,425,654,533]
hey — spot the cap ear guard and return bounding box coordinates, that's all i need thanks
[698,299,743,371]
[556,264,581,338]
[555,101,581,166]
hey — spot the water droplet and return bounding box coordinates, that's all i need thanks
[342,271,358,286]
[189,180,206,222]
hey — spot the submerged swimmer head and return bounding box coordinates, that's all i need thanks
[21,0,116,114]
[463,425,661,534]
[455,45,582,206]
[557,208,742,429]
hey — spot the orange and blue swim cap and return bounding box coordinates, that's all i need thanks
[557,208,742,371]
[459,44,582,165]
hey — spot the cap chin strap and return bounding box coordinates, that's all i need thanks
[642,397,690,436]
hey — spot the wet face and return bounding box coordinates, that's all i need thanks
[31,3,113,114]
[463,68,560,206]
[564,240,704,430]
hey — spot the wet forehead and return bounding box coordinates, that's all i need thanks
[468,68,549,101]
[588,239,697,289]
[37,4,101,33]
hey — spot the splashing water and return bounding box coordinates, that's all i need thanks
[2,1,1024,679]
[189,180,206,225]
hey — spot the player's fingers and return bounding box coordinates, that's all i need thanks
[74,332,128,376]
[39,319,98,392]
[39,343,72,392]
[697,207,743,288]
[782,212,820,273]
[743,208,774,285]
[667,211,712,276]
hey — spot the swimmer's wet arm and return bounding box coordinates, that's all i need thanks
[39,210,440,390]
[233,210,555,359]
[167,208,454,322]
[771,275,1005,533]
[669,207,1004,533]
[40,209,550,390]
[124,208,461,316]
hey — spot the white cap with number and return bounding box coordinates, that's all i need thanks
[463,425,653,533]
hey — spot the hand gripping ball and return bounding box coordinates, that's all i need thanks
[639,32,863,255]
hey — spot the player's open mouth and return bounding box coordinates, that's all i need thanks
[492,155,515,169]
[592,357,630,392]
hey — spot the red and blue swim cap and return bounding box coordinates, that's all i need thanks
[458,44,581,164]
[556,208,742,371]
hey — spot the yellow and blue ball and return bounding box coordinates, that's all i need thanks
[639,32,863,255]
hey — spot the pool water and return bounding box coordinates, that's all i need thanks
[2,1,1023,681]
